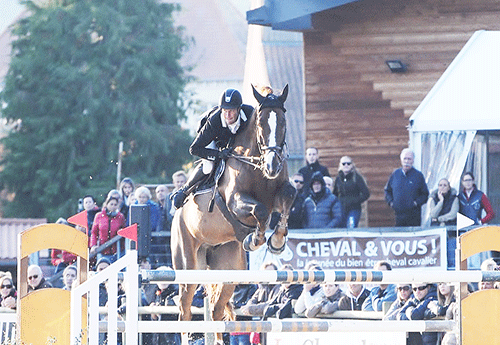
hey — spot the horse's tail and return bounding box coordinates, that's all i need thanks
[206,284,235,321]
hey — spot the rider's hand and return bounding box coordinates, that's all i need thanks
[219,148,232,159]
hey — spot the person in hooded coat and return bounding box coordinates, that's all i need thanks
[302,171,342,228]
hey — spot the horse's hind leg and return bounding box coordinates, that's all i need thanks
[208,241,246,344]
[268,181,296,254]
[171,209,199,326]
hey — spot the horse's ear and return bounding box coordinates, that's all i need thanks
[279,84,289,103]
[252,84,266,104]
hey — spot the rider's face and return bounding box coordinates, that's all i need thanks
[222,108,239,125]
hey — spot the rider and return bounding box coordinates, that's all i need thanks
[172,88,254,208]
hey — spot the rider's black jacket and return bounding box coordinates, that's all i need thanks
[189,104,254,161]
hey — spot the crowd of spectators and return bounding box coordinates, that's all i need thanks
[5,146,500,345]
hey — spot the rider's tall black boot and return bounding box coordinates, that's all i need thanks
[172,164,206,209]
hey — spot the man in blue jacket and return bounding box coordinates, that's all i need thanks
[384,148,429,226]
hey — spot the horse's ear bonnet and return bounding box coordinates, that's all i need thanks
[252,84,288,113]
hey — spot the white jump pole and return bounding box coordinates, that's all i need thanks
[99,320,455,333]
[141,268,499,285]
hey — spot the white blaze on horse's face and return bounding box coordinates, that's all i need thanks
[261,110,283,179]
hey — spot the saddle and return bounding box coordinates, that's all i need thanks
[192,161,256,242]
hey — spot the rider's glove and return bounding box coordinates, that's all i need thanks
[219,148,232,160]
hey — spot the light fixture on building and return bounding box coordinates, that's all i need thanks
[385,60,407,73]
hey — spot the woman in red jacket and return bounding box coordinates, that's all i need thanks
[90,195,126,262]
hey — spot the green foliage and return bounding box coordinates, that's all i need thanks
[0,0,193,220]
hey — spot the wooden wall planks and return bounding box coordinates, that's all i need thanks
[303,0,500,226]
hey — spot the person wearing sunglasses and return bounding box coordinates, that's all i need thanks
[286,172,307,229]
[27,264,52,293]
[0,275,17,310]
[398,283,438,345]
[383,284,413,320]
[333,156,370,228]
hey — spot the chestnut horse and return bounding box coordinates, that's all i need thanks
[171,85,295,344]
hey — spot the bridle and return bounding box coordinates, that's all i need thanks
[231,103,288,174]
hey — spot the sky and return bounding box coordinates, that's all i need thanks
[0,0,25,35]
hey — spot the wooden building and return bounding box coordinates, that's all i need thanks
[248,0,500,226]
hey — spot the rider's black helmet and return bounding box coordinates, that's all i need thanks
[220,89,242,109]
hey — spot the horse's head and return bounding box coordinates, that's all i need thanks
[252,84,289,179]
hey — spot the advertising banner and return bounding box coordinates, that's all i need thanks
[249,228,447,271]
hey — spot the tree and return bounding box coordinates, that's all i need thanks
[0,0,193,220]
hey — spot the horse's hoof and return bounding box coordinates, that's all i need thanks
[267,236,286,254]
[242,233,256,252]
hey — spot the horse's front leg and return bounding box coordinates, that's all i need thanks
[228,192,269,251]
[268,181,296,254]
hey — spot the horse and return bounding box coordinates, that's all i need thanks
[170,84,295,344]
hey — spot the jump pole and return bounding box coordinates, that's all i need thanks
[140,268,500,285]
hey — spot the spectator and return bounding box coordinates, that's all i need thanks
[140,257,157,305]
[51,218,78,274]
[385,148,429,226]
[305,283,345,318]
[262,264,303,319]
[302,172,342,228]
[294,262,324,315]
[323,176,334,193]
[362,260,397,311]
[338,283,370,311]
[156,184,171,232]
[442,286,466,345]
[481,258,498,271]
[83,195,101,233]
[458,172,495,225]
[96,256,111,272]
[298,147,330,193]
[428,178,458,226]
[0,275,17,310]
[107,189,125,221]
[27,265,52,292]
[383,284,413,320]
[240,262,281,317]
[151,266,180,345]
[62,265,78,291]
[119,177,135,220]
[427,282,455,322]
[94,257,111,308]
[152,185,170,266]
[288,173,306,229]
[135,186,160,233]
[333,156,370,228]
[232,284,258,310]
[166,171,187,219]
[398,283,438,345]
[90,195,126,263]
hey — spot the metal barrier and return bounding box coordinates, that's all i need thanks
[0,309,16,343]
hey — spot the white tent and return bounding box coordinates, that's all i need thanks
[409,30,500,224]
